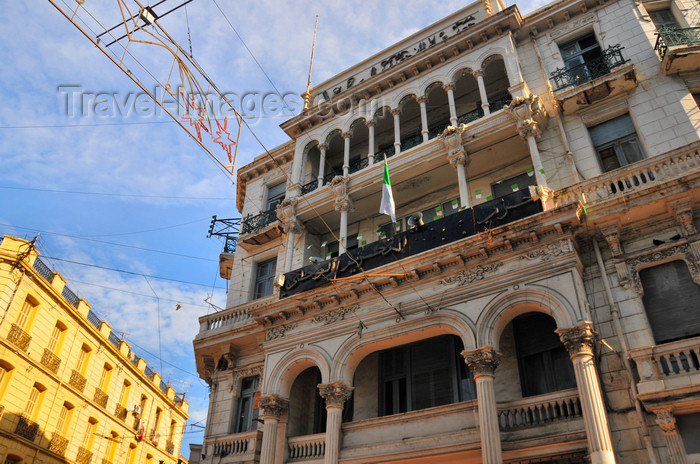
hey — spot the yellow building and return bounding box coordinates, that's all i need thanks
[0,235,189,464]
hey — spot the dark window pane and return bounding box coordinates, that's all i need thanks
[598,146,622,172]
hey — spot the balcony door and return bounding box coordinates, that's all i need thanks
[560,33,605,85]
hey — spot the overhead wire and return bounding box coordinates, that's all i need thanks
[0,185,233,201]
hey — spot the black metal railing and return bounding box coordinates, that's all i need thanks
[655,26,700,58]
[160,379,168,393]
[49,433,69,456]
[223,236,237,254]
[33,257,53,281]
[15,414,39,442]
[324,171,340,185]
[401,133,423,152]
[373,145,396,163]
[7,323,31,352]
[86,310,101,330]
[348,157,370,175]
[166,439,175,454]
[75,447,93,464]
[144,365,154,379]
[301,179,319,195]
[107,332,120,348]
[115,404,128,421]
[489,94,513,112]
[457,108,484,126]
[428,120,452,139]
[41,348,61,374]
[549,44,628,91]
[69,369,87,392]
[175,394,185,406]
[61,285,79,308]
[241,209,278,235]
[94,388,109,408]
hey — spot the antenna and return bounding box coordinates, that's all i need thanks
[304,15,319,110]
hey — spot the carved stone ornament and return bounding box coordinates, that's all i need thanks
[439,263,502,287]
[318,381,354,408]
[437,125,470,167]
[276,198,301,233]
[265,323,298,341]
[599,224,623,258]
[672,203,697,237]
[312,304,359,325]
[232,364,263,391]
[520,239,573,261]
[328,175,354,212]
[654,408,677,435]
[505,95,547,140]
[624,244,700,294]
[556,321,596,358]
[258,394,289,419]
[462,346,501,376]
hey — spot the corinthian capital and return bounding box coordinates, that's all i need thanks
[258,394,289,419]
[654,408,677,435]
[505,95,547,139]
[556,321,596,358]
[318,381,354,408]
[462,346,501,377]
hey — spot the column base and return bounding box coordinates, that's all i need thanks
[590,449,616,464]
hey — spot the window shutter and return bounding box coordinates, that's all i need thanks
[589,114,636,147]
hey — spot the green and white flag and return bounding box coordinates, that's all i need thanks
[379,158,396,223]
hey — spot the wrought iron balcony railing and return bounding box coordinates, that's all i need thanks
[94,388,109,408]
[301,179,319,195]
[15,414,39,442]
[86,310,101,330]
[166,439,175,454]
[49,433,69,456]
[456,108,483,126]
[41,348,61,374]
[115,404,128,421]
[655,26,700,58]
[348,157,370,175]
[33,257,53,281]
[373,145,396,163]
[490,94,513,112]
[61,285,79,308]
[69,369,87,392]
[75,447,93,464]
[401,133,423,152]
[428,120,451,139]
[241,209,278,235]
[223,236,237,254]
[549,44,628,91]
[7,323,31,352]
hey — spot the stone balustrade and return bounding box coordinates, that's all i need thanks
[207,430,261,460]
[555,142,700,208]
[497,388,582,431]
[630,336,700,381]
[287,433,326,461]
[197,297,275,336]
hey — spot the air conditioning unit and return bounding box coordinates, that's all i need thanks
[131,405,142,416]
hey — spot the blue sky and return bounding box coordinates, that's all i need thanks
[0,0,545,455]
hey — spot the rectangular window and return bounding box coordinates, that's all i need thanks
[253,258,277,299]
[589,114,645,172]
[492,172,537,199]
[16,298,35,329]
[648,8,680,29]
[56,402,73,434]
[266,182,286,211]
[559,33,606,84]
[235,376,260,433]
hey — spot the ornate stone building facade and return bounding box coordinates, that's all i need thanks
[0,236,189,464]
[194,0,700,462]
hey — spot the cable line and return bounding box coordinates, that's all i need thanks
[0,185,233,200]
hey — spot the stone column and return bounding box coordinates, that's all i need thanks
[318,381,354,464]
[439,126,471,208]
[258,395,288,464]
[463,346,503,464]
[418,96,429,143]
[276,199,300,273]
[505,95,549,189]
[475,69,490,116]
[391,108,401,154]
[367,121,375,165]
[317,143,327,189]
[654,408,688,464]
[342,132,351,176]
[557,322,616,464]
[329,176,353,254]
[444,83,458,126]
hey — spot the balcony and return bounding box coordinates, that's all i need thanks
[630,336,700,403]
[33,257,53,281]
[94,388,109,408]
[208,430,262,462]
[40,348,61,374]
[280,189,542,298]
[49,433,69,456]
[7,323,31,352]
[550,45,637,114]
[498,389,582,431]
[15,414,39,442]
[69,369,87,392]
[114,404,128,421]
[75,447,93,464]
[166,439,175,454]
[239,209,282,246]
[655,26,700,75]
[288,433,325,462]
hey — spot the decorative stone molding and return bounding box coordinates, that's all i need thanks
[505,95,547,140]
[328,175,354,212]
[549,13,596,40]
[265,323,298,341]
[443,83,455,91]
[416,95,427,104]
[312,304,359,325]
[462,346,501,376]
[342,131,351,139]
[438,125,469,167]
[556,321,596,358]
[654,408,677,435]
[483,0,493,16]
[365,120,375,128]
[671,202,697,237]
[390,108,401,116]
[276,198,301,234]
[232,364,263,391]
[318,381,354,408]
[599,224,623,258]
[520,239,573,261]
[621,244,700,294]
[439,263,502,287]
[258,395,289,419]
[318,143,327,151]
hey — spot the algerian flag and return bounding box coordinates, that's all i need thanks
[379,158,396,223]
